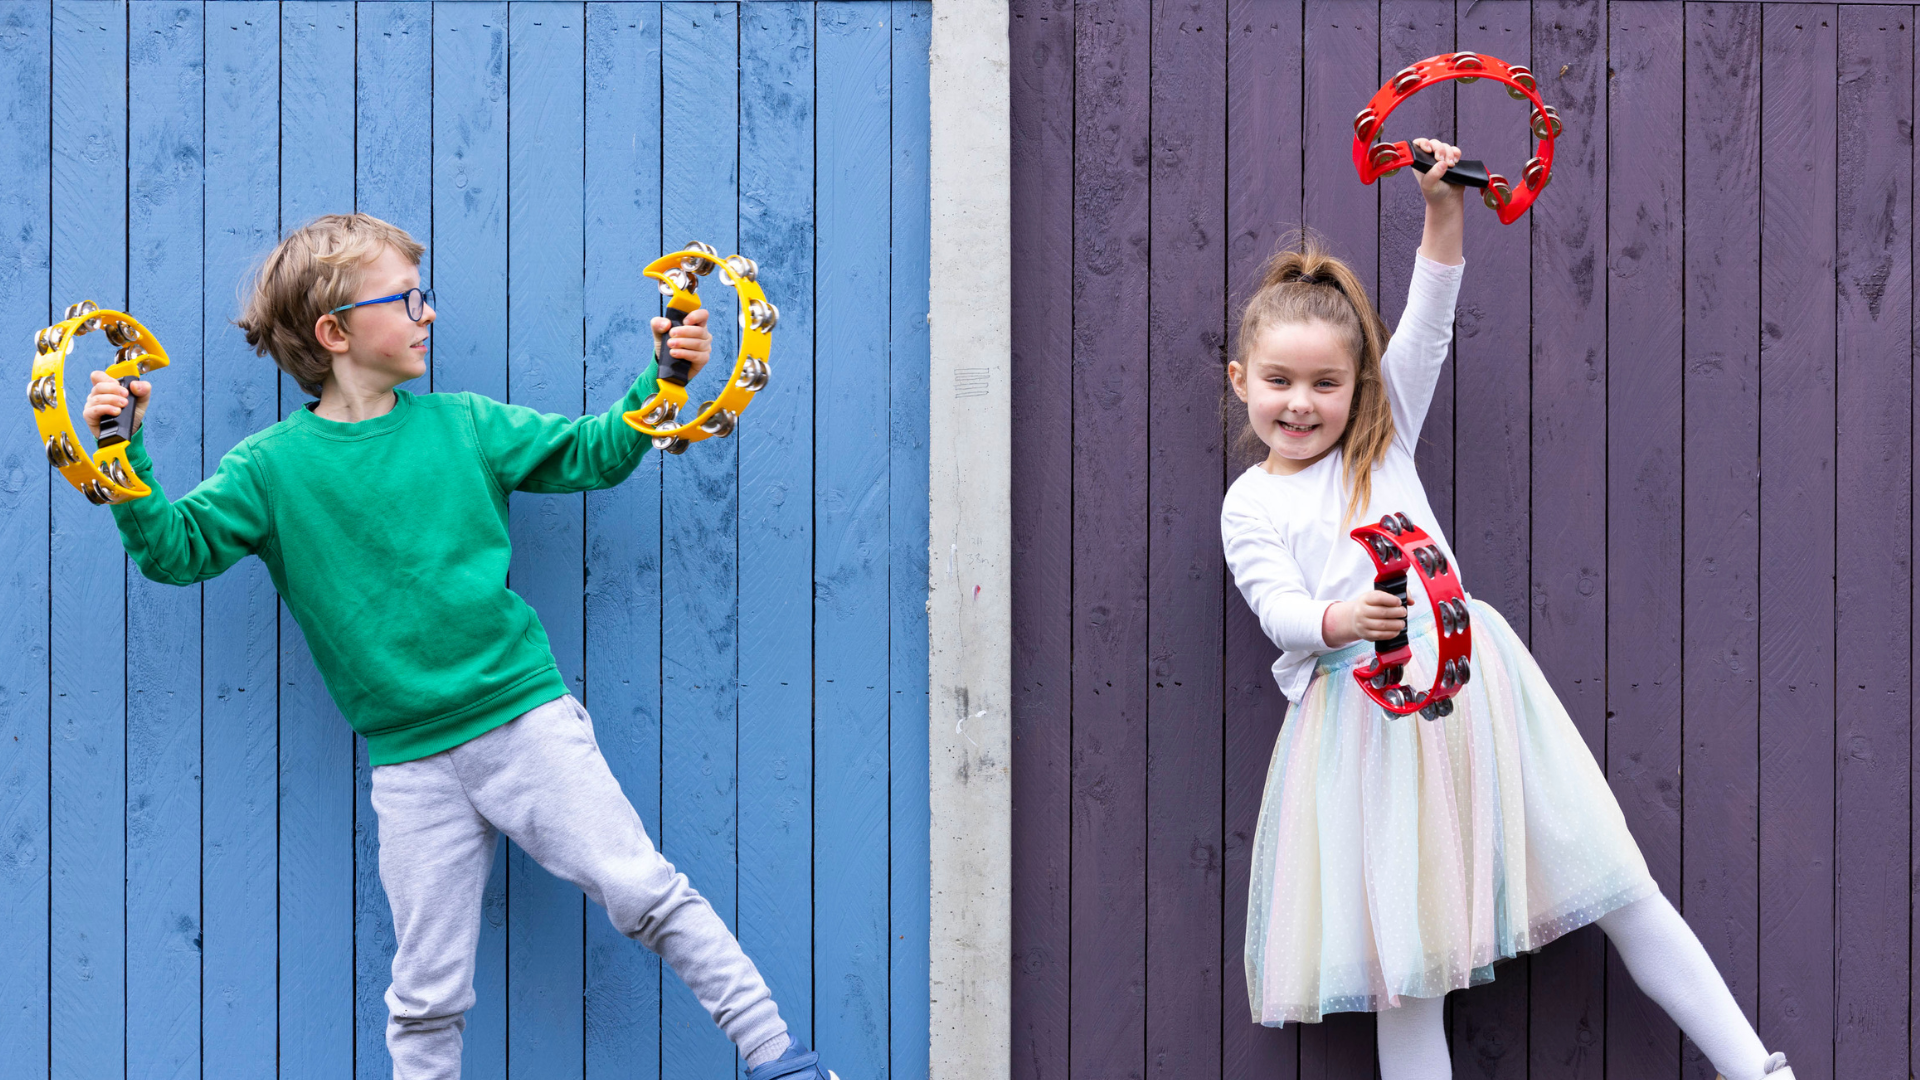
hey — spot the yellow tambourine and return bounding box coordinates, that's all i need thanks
[623,242,778,454]
[29,301,170,504]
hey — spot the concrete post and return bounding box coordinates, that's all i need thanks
[927,2,1010,1077]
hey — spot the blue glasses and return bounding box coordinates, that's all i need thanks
[331,286,434,321]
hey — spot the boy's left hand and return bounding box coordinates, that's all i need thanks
[653,308,714,380]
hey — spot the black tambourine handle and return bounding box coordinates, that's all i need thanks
[656,294,701,387]
[1409,143,1491,188]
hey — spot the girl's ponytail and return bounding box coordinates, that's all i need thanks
[1229,232,1395,523]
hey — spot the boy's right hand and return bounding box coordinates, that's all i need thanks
[1323,590,1410,648]
[82,370,150,441]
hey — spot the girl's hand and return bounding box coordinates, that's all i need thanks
[1412,137,1465,266]
[1412,138,1465,208]
[1322,590,1410,648]
[651,307,713,380]
[81,370,149,441]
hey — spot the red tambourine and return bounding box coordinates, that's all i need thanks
[1352,52,1561,225]
[1349,513,1473,720]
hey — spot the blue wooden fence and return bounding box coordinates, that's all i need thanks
[0,3,931,1077]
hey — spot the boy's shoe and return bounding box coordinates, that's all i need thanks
[746,1036,841,1080]
[1718,1052,1793,1080]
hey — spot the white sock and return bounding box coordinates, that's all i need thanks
[1597,892,1772,1080]
[1376,994,1450,1080]
[745,1032,791,1070]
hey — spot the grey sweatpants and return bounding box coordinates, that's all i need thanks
[371,694,787,1079]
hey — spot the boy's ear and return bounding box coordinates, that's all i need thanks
[314,311,352,355]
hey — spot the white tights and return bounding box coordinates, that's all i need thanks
[1374,893,1773,1080]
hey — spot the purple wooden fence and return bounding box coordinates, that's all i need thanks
[1010,2,1916,1078]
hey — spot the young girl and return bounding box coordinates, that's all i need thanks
[1221,139,1793,1080]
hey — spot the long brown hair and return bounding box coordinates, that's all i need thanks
[1229,234,1394,522]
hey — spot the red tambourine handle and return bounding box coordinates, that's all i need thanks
[1348,513,1474,719]
[1350,51,1561,225]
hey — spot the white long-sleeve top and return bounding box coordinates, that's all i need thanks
[1221,254,1466,704]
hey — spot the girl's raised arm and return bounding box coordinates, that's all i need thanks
[1381,139,1468,448]
[1413,137,1465,266]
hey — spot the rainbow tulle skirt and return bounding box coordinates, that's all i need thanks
[1246,599,1655,1025]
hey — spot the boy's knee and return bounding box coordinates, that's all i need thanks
[616,869,714,946]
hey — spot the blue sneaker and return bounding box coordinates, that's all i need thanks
[745,1036,841,1080]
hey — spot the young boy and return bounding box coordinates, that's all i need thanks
[84,213,838,1080]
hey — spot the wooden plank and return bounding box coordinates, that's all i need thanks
[1379,0,1455,538]
[1145,3,1225,1079]
[1913,13,1920,1075]
[1299,1014,1374,1080]
[1223,4,1301,1075]
[1757,6,1837,1075]
[126,4,205,1075]
[1912,10,1920,1069]
[1833,7,1911,1076]
[505,4,589,1074]
[1600,4,1686,1078]
[0,2,52,1073]
[202,5,281,1076]
[1069,0,1150,1075]
[815,5,892,1076]
[433,0,510,401]
[582,3,664,1075]
[1008,0,1076,1075]
[48,5,128,1076]
[1681,6,1764,1079]
[353,7,434,1074]
[1292,35,1384,1073]
[1449,3,1532,1074]
[888,5,933,1078]
[657,4,743,1075]
[1526,2,1611,1075]
[1301,0,1378,296]
[430,5,512,1075]
[278,5,357,1076]
[736,1,816,1056]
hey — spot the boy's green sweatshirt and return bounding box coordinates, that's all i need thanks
[111,364,658,765]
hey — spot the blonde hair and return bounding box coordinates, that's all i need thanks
[1231,234,1395,522]
[236,213,425,396]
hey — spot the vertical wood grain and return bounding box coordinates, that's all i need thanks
[1834,7,1913,1074]
[1009,0,1076,1076]
[816,5,894,1076]
[430,5,513,1073]
[505,4,589,1074]
[49,6,129,1076]
[582,3,664,1076]
[1682,5,1764,1078]
[1757,8,1838,1075]
[1222,4,1303,1075]
[1604,4,1687,1078]
[277,6,357,1076]
[1449,5,1533,1076]
[203,5,281,1075]
[0,2,53,1073]
[126,5,204,1076]
[1069,0,1151,1075]
[1146,3,1228,1079]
